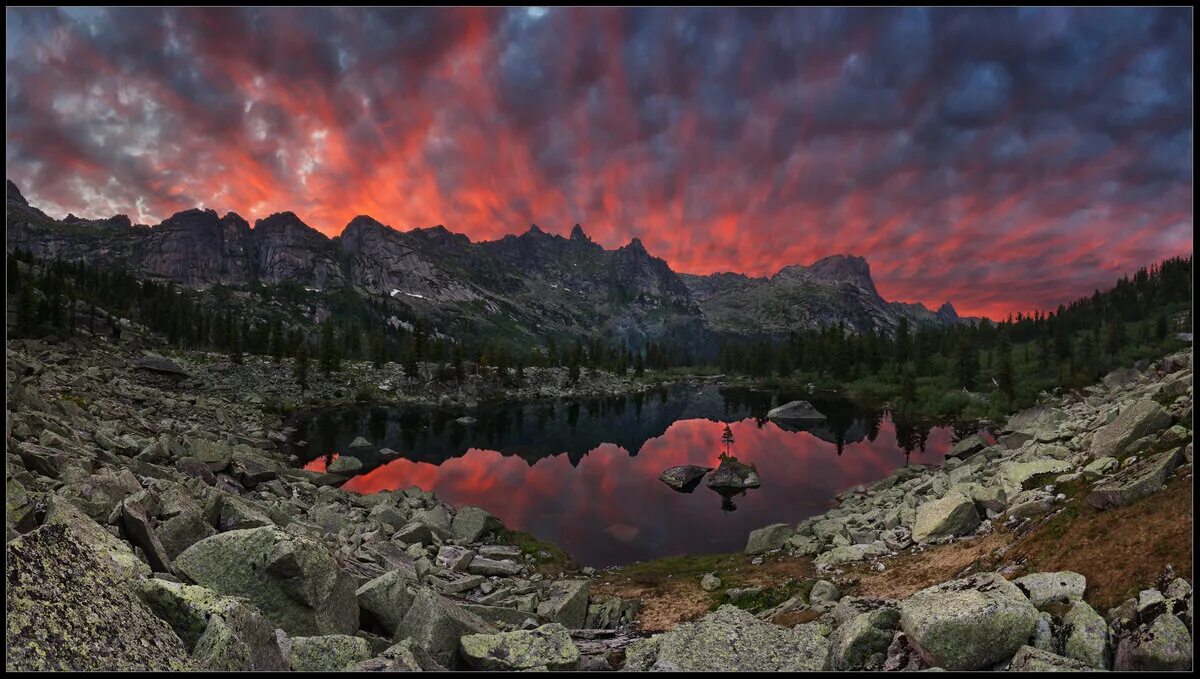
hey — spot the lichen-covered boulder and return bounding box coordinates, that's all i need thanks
[451,505,503,543]
[133,578,287,671]
[946,434,989,459]
[620,605,829,672]
[1113,613,1192,671]
[998,459,1073,492]
[345,638,444,671]
[6,524,191,671]
[828,608,899,670]
[1014,571,1087,609]
[899,573,1039,670]
[396,587,495,669]
[1088,448,1184,509]
[911,491,979,544]
[536,579,590,629]
[1090,399,1172,459]
[1007,645,1093,671]
[289,634,373,671]
[460,623,581,671]
[356,568,416,637]
[35,494,150,581]
[188,438,234,472]
[745,523,794,555]
[174,525,358,636]
[1060,600,1110,669]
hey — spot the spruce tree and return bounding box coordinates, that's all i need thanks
[319,320,339,375]
[294,342,310,392]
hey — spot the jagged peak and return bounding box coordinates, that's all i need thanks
[937,301,959,321]
[6,178,27,206]
[569,223,590,242]
[622,237,648,254]
[343,214,388,233]
[527,223,543,235]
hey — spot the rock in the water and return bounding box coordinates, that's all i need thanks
[289,634,373,671]
[1114,613,1192,671]
[6,524,191,671]
[766,400,827,422]
[536,579,590,629]
[1088,447,1184,509]
[459,623,581,671]
[706,456,761,492]
[1014,571,1087,609]
[134,578,288,671]
[396,587,495,669]
[174,526,359,636]
[899,573,1040,670]
[327,455,364,475]
[745,523,794,554]
[621,605,829,672]
[1007,645,1093,671]
[911,491,980,544]
[347,436,373,450]
[1090,399,1172,459]
[659,464,712,492]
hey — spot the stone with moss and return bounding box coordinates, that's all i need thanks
[396,587,496,669]
[1114,613,1192,671]
[828,609,899,670]
[174,525,359,636]
[460,623,581,671]
[745,522,794,554]
[356,568,416,637]
[620,604,829,672]
[1060,600,1109,669]
[6,523,191,671]
[452,504,503,543]
[289,634,373,671]
[899,573,1039,670]
[911,491,980,544]
[1007,645,1093,671]
[133,578,287,671]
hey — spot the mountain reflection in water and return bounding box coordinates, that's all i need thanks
[288,386,957,567]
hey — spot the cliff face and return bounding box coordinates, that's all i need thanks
[5,180,964,347]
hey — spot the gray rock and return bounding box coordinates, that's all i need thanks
[706,456,761,491]
[745,523,794,554]
[700,573,722,592]
[344,638,442,671]
[621,605,829,672]
[289,634,372,671]
[946,434,989,459]
[459,623,581,671]
[1060,600,1109,669]
[1090,399,1172,459]
[1088,447,1184,509]
[396,588,495,669]
[809,580,840,605]
[450,505,502,543]
[347,436,373,450]
[327,455,363,475]
[658,464,712,492]
[1113,613,1192,671]
[1082,456,1119,480]
[828,609,897,670]
[356,568,416,637]
[1006,645,1093,671]
[766,400,827,422]
[911,491,980,544]
[174,526,359,636]
[899,573,1040,670]
[1014,571,1087,609]
[134,355,189,377]
[536,579,590,629]
[468,556,523,577]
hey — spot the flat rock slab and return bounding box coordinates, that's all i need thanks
[658,465,712,492]
[1088,447,1183,510]
[766,400,827,421]
[134,356,189,377]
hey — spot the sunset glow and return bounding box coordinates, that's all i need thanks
[5,7,1192,318]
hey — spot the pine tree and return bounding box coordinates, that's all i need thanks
[954,333,978,390]
[900,365,917,405]
[371,327,387,369]
[319,320,339,375]
[293,342,310,392]
[721,424,735,457]
[995,331,1013,399]
[230,324,243,364]
[269,320,285,363]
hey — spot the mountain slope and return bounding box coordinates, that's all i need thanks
[5,179,965,350]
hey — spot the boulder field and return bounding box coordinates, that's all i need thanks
[5,334,1193,672]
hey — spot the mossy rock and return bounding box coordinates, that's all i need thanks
[460,623,581,671]
[289,634,373,671]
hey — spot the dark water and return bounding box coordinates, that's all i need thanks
[287,386,961,567]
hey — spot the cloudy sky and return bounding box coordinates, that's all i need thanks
[5,7,1193,317]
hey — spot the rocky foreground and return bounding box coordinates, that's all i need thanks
[5,332,1195,671]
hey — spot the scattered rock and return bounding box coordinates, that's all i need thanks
[459,623,581,671]
[745,523,794,554]
[766,400,827,422]
[289,634,373,671]
[658,464,712,492]
[911,491,980,544]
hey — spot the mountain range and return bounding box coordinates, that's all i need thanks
[5,179,967,351]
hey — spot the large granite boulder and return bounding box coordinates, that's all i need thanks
[706,456,761,492]
[1090,399,1172,459]
[356,568,416,637]
[659,465,712,492]
[621,605,829,672]
[460,623,581,671]
[828,608,899,670]
[1113,613,1192,671]
[451,505,503,543]
[1013,571,1087,609]
[911,491,980,544]
[1060,600,1110,669]
[946,434,989,460]
[899,573,1039,670]
[6,524,191,671]
[745,523,794,555]
[536,579,590,629]
[289,634,373,671]
[1088,448,1185,509]
[1007,645,1093,671]
[396,587,496,669]
[133,578,288,671]
[174,526,359,636]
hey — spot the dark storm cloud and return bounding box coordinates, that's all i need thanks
[5,6,1192,317]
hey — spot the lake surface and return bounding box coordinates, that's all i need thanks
[286,386,964,567]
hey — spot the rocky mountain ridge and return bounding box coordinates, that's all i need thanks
[6,180,966,348]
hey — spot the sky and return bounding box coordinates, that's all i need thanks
[5,7,1193,318]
